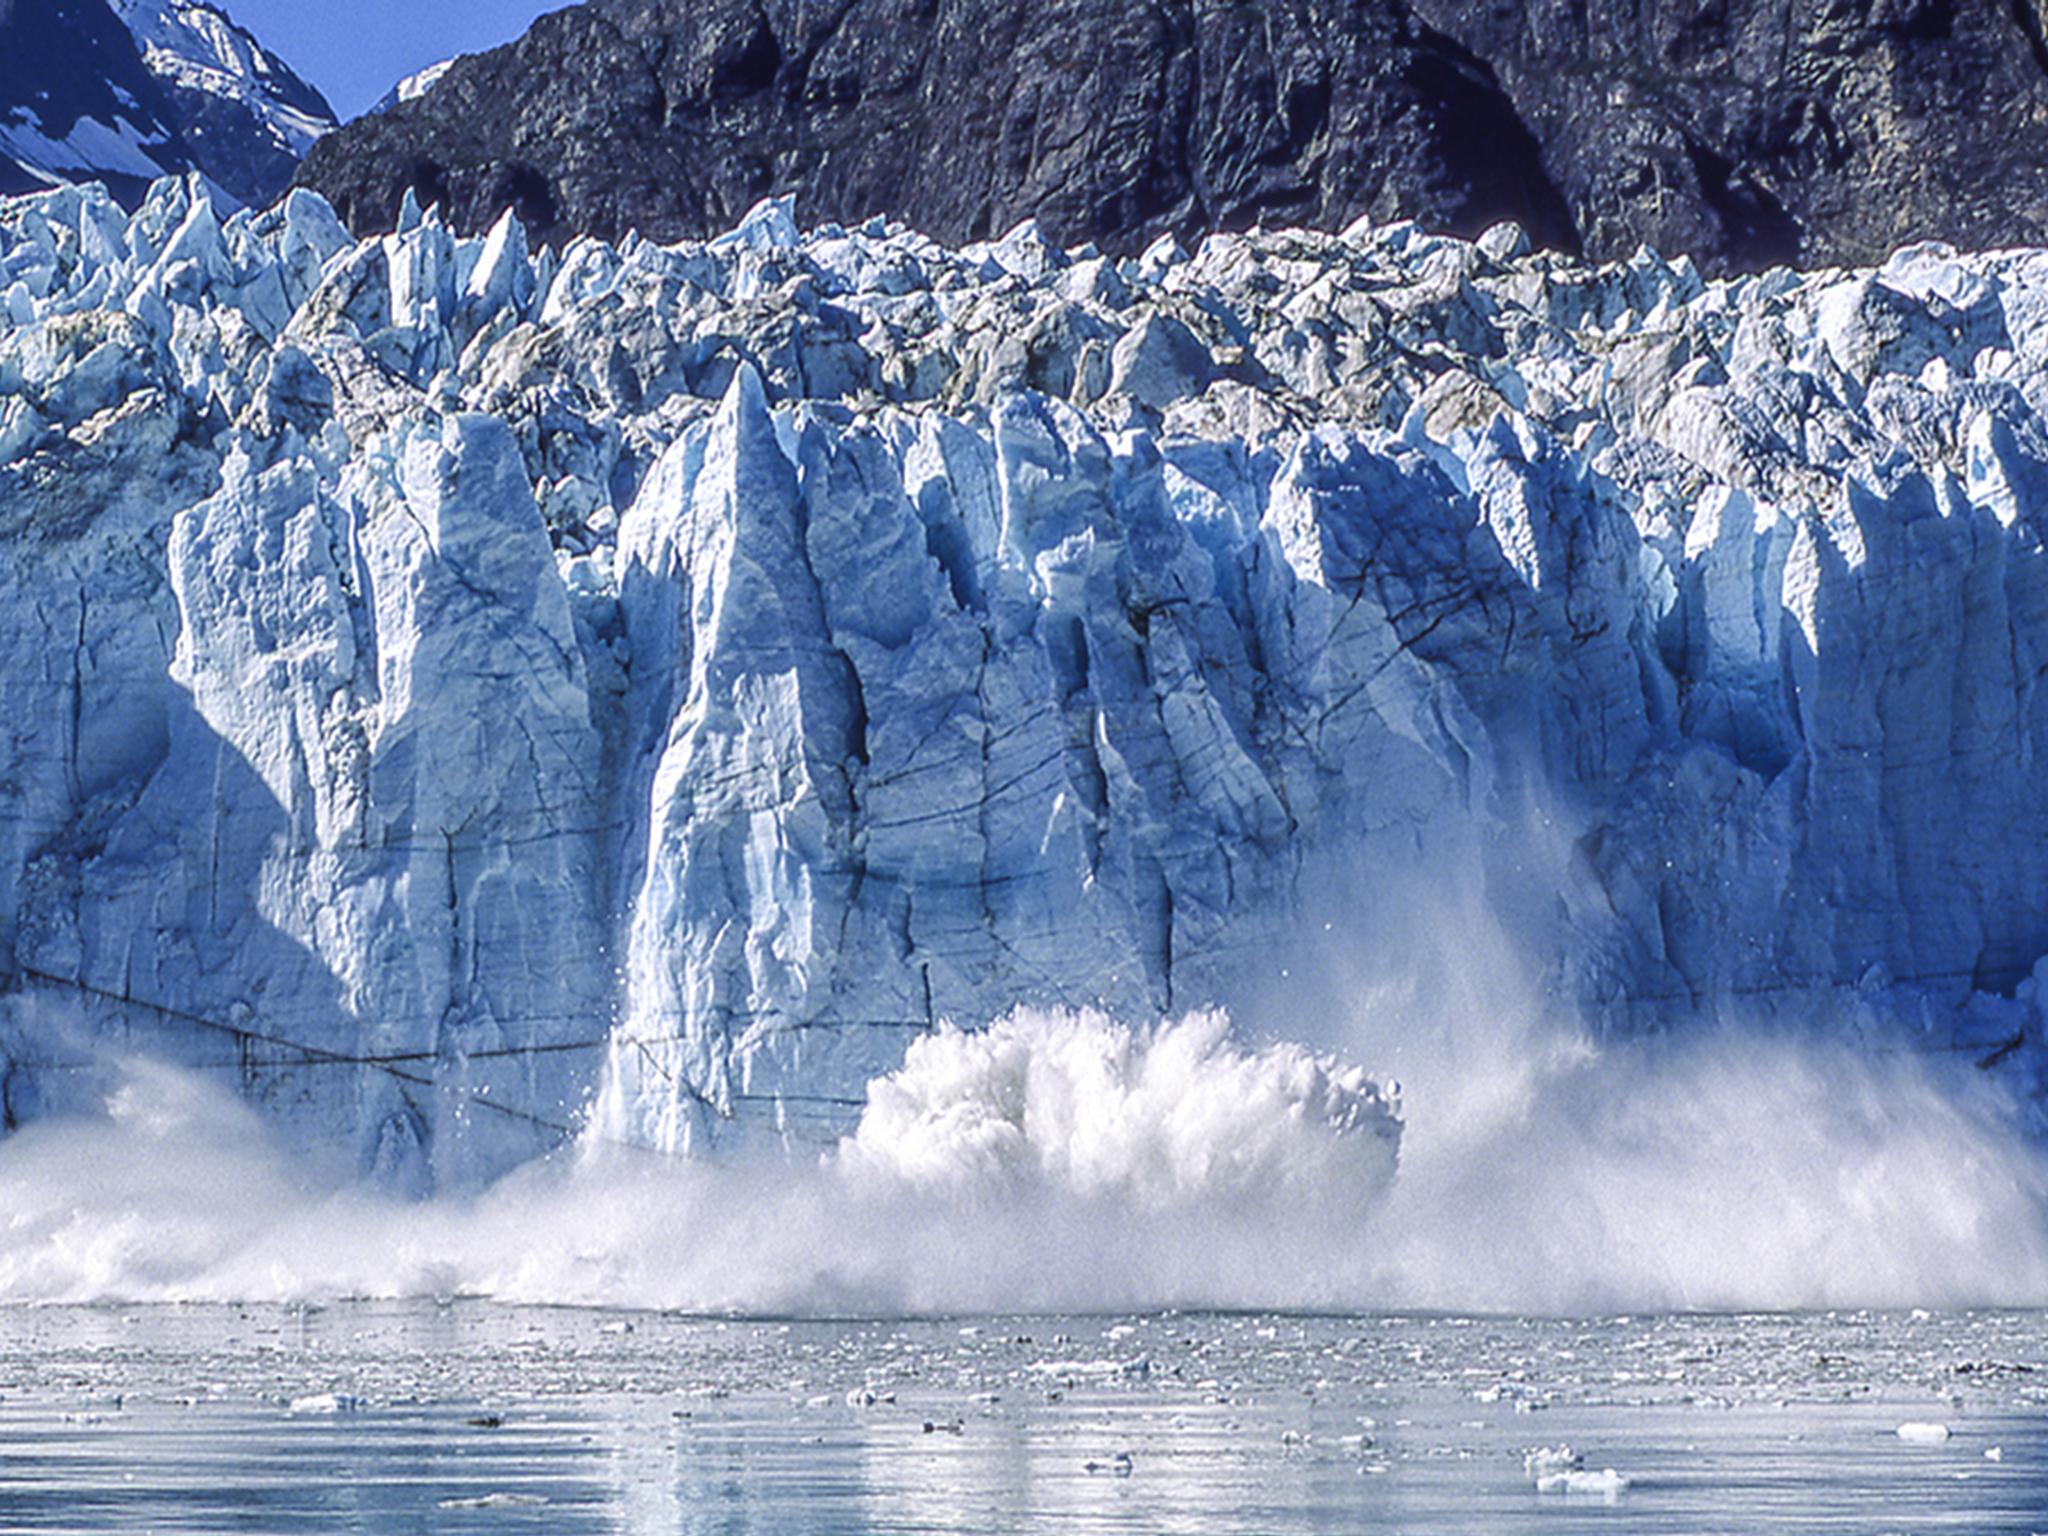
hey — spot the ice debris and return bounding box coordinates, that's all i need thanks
[1536,1468,1631,1497]
[1898,1422,1953,1445]
[287,1392,363,1414]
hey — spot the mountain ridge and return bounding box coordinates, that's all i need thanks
[0,0,334,208]
[294,0,2048,274]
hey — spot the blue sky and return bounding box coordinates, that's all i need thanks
[227,1,569,120]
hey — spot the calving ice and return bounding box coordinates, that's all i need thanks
[3,174,2048,1199]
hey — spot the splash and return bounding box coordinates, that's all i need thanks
[0,1000,2045,1313]
[0,1012,1400,1313]
[1366,1029,2048,1313]
[841,1010,1398,1202]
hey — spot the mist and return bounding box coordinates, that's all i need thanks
[2,984,2046,1314]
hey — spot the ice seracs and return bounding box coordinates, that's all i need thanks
[4,179,2048,1184]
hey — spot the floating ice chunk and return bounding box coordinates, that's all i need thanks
[1535,1468,1630,1497]
[288,1392,363,1414]
[1524,1445,1581,1477]
[1897,1422,1952,1444]
[437,1493,548,1509]
[1986,1446,2004,1461]
[1028,1358,1129,1378]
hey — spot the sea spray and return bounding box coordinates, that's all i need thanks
[0,1011,1399,1311]
[1,1007,2045,1313]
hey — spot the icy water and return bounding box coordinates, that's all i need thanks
[1,1306,2045,1534]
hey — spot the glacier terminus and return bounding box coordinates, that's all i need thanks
[5,175,2048,1190]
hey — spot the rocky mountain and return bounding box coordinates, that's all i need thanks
[295,0,1579,262]
[4,174,2048,1186]
[0,0,334,208]
[295,0,2048,274]
[109,0,336,207]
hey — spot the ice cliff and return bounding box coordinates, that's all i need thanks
[4,176,2048,1186]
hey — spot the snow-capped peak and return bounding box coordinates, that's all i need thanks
[109,0,335,161]
[375,58,456,115]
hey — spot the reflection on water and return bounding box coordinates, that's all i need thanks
[1,1304,2046,1534]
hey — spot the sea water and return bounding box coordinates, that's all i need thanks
[2,1303,2044,1534]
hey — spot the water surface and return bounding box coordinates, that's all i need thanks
[2,1304,2045,1533]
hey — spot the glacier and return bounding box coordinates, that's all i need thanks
[4,174,2048,1189]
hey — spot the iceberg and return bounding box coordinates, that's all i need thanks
[4,179,2048,1186]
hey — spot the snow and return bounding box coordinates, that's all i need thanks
[5,179,2048,1184]
[0,107,179,183]
[109,0,334,158]
[375,60,456,115]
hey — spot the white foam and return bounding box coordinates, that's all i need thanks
[0,1015,1402,1314]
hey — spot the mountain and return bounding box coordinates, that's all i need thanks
[108,0,336,207]
[371,58,456,117]
[296,0,1579,261]
[3,175,2047,1186]
[293,0,2048,274]
[0,0,334,208]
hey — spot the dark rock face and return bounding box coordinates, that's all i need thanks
[296,0,1577,258]
[295,0,2048,272]
[1408,0,2048,270]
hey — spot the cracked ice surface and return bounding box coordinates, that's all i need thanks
[4,177,2048,1183]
